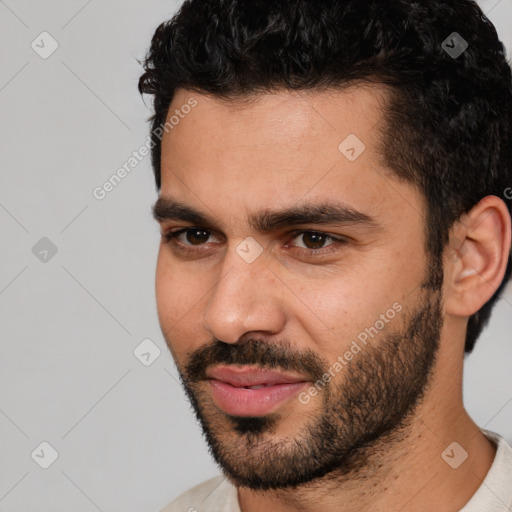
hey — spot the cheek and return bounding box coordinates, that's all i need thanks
[155,251,173,318]
[155,252,194,333]
[155,251,213,358]
[286,266,408,354]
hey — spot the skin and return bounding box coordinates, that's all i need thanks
[153,85,511,511]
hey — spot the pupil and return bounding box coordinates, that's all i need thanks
[187,229,209,245]
[304,232,325,249]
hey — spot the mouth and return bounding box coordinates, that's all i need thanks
[205,365,309,417]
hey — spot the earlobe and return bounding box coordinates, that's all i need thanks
[445,196,511,317]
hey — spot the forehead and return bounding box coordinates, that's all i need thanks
[158,85,423,232]
[164,84,389,150]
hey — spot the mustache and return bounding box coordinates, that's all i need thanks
[183,338,328,383]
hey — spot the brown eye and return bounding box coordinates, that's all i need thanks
[291,231,336,250]
[301,232,328,249]
[162,228,222,248]
[184,229,210,245]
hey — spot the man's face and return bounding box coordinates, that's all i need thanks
[154,86,444,489]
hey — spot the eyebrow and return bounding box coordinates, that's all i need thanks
[152,197,380,234]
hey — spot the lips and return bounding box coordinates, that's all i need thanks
[207,365,307,388]
[205,365,309,416]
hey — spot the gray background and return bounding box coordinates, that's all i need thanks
[0,1,511,511]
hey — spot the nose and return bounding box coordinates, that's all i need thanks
[202,244,287,343]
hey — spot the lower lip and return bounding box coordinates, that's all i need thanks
[208,379,308,417]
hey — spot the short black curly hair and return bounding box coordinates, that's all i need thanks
[138,0,512,354]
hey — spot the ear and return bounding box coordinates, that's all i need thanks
[444,195,511,317]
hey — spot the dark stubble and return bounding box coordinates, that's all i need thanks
[175,282,443,491]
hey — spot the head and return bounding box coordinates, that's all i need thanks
[139,0,512,490]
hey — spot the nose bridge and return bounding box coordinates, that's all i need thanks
[202,242,286,343]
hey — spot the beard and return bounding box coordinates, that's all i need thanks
[174,282,444,491]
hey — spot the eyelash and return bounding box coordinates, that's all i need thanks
[161,228,347,258]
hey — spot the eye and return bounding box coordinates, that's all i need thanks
[162,228,221,247]
[161,227,346,259]
[289,231,339,250]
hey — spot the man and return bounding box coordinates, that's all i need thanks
[139,0,512,510]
